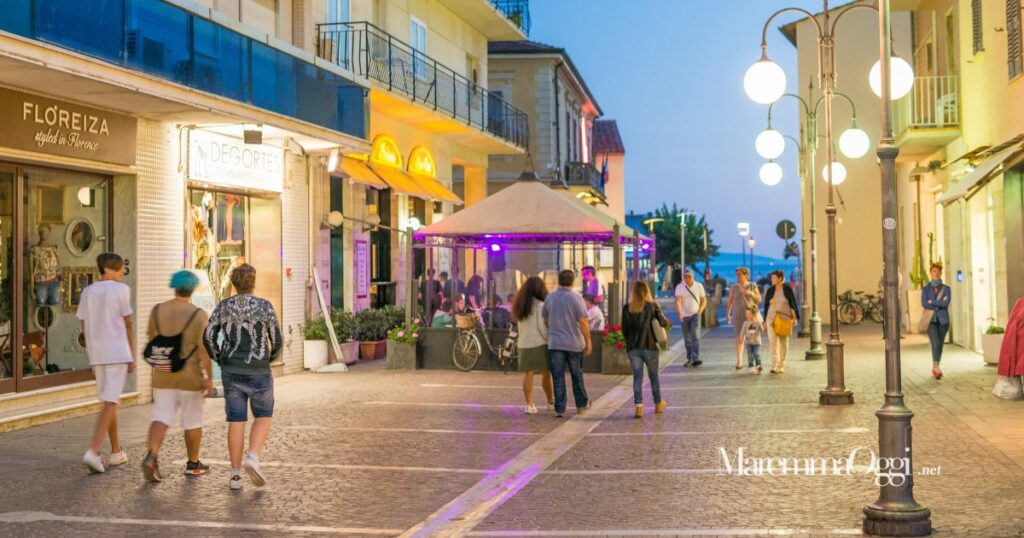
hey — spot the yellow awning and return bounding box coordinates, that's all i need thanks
[411,173,463,205]
[339,157,387,188]
[369,163,432,199]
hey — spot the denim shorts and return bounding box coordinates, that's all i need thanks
[222,371,274,422]
[35,280,61,306]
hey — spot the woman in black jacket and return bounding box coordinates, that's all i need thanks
[621,281,672,418]
[761,270,799,374]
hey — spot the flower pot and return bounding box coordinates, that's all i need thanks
[982,333,1004,365]
[360,340,387,360]
[303,339,329,370]
[386,340,417,370]
[601,345,631,375]
[338,341,360,365]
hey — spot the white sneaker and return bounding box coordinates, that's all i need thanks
[525,404,538,415]
[243,451,266,487]
[82,450,105,473]
[229,473,243,490]
[748,367,756,374]
[108,451,129,466]
[546,402,554,410]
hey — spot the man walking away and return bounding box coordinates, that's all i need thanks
[675,268,707,366]
[204,264,282,490]
[142,270,213,482]
[79,253,134,473]
[543,270,592,417]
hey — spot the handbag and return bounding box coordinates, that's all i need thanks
[917,288,945,333]
[773,312,793,338]
[144,305,202,373]
[651,304,668,344]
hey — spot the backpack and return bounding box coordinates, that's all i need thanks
[144,305,202,373]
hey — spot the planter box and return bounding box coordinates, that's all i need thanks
[303,340,328,370]
[386,340,418,370]
[359,340,387,360]
[982,333,1004,365]
[338,341,360,365]
[601,345,631,375]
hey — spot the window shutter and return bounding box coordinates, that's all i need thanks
[1009,0,1023,79]
[972,0,984,54]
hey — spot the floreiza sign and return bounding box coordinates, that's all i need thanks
[0,86,137,165]
[187,130,284,193]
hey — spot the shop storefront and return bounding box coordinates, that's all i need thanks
[0,85,136,395]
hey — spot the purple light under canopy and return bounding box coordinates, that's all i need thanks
[490,243,502,252]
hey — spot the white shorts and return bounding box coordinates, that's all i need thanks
[92,364,128,404]
[151,388,205,430]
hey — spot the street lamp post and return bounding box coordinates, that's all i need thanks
[737,222,750,268]
[747,236,756,277]
[862,1,931,534]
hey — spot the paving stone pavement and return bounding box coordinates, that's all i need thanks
[1,318,1023,538]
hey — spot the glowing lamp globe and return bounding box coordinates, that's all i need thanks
[744,59,787,104]
[759,161,783,186]
[822,161,848,185]
[839,127,871,159]
[489,243,502,252]
[755,129,786,160]
[869,57,915,99]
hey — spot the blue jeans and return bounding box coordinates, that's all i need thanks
[222,371,275,422]
[34,280,60,305]
[627,349,661,405]
[745,344,762,367]
[928,322,949,363]
[681,315,700,361]
[548,349,588,414]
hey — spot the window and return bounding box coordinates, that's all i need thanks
[1009,0,1023,79]
[410,17,427,79]
[946,11,957,74]
[972,0,984,54]
[327,0,349,24]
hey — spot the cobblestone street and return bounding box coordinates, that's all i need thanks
[2,322,1023,538]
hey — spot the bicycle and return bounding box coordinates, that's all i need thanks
[837,290,884,324]
[452,313,518,372]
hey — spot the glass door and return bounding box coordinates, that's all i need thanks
[189,189,249,304]
[0,168,13,393]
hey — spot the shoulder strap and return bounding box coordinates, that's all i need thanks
[183,307,203,331]
[153,304,162,335]
[684,284,698,302]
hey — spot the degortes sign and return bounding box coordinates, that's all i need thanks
[0,86,137,166]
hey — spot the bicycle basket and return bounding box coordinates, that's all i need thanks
[455,313,478,329]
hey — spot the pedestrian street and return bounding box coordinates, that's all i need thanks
[1,323,1022,537]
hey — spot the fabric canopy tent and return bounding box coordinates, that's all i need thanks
[553,187,646,240]
[413,178,649,246]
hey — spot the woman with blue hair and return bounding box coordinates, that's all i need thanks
[141,270,213,482]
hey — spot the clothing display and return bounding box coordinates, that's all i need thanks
[29,245,60,283]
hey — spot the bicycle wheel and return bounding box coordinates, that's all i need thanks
[869,305,885,324]
[452,331,482,372]
[838,302,862,325]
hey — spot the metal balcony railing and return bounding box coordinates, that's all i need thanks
[565,162,604,194]
[316,21,529,150]
[893,75,959,137]
[491,0,531,35]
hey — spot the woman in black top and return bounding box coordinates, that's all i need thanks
[465,275,484,311]
[621,281,672,418]
[761,270,799,374]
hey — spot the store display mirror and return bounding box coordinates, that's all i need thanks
[65,218,95,256]
[37,186,65,224]
[35,305,54,329]
[63,266,97,313]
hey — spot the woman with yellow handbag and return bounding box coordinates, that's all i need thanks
[762,270,800,374]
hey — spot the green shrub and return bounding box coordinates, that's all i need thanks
[985,325,1005,335]
[304,315,329,340]
[355,308,390,341]
[332,310,358,343]
[388,321,420,344]
[380,305,407,331]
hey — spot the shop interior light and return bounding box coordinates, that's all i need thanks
[759,161,783,186]
[755,129,786,160]
[744,55,786,104]
[77,187,94,206]
[822,161,848,185]
[327,149,341,172]
[869,57,915,99]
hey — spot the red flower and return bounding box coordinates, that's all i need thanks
[613,325,621,332]
[602,330,609,337]
[615,341,624,349]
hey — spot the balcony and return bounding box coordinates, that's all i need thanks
[894,75,961,157]
[0,0,367,141]
[491,0,531,35]
[565,162,605,203]
[432,0,530,39]
[317,22,528,152]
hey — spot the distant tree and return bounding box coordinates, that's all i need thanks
[647,203,719,272]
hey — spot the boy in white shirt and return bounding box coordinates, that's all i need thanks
[78,253,134,473]
[583,294,606,331]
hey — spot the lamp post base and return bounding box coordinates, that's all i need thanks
[819,389,854,405]
[805,347,826,360]
[805,315,824,359]
[863,505,932,536]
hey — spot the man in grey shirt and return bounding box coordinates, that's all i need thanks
[543,270,593,417]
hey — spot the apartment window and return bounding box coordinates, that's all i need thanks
[972,0,984,54]
[327,0,349,24]
[410,17,427,79]
[1009,0,1023,79]
[946,11,956,74]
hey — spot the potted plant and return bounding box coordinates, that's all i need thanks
[982,324,1005,365]
[601,325,630,375]
[303,315,329,370]
[355,308,389,360]
[386,320,420,370]
[332,310,360,365]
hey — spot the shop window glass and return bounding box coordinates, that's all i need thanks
[22,168,108,379]
[0,170,13,385]
[189,190,249,305]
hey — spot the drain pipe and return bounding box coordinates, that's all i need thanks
[553,61,564,180]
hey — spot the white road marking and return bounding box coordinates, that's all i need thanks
[363,401,515,409]
[419,383,824,391]
[364,401,819,410]
[171,459,488,474]
[656,402,821,409]
[284,426,544,436]
[468,528,864,536]
[542,468,722,475]
[587,427,870,436]
[0,511,402,535]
